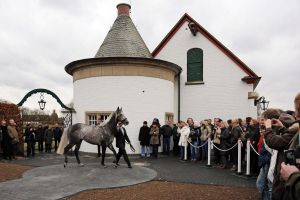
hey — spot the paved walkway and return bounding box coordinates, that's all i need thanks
[0,162,156,200]
[0,153,257,199]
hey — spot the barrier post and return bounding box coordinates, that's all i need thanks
[184,136,187,161]
[237,139,242,174]
[246,139,251,176]
[207,137,212,167]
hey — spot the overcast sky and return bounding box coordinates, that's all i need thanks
[0,0,299,114]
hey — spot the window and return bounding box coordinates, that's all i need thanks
[187,48,203,83]
[86,112,112,126]
[165,112,174,124]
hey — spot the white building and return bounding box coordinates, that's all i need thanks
[65,4,260,154]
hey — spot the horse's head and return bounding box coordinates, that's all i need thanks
[116,107,129,125]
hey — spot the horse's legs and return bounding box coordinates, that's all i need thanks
[63,143,75,168]
[108,144,117,162]
[101,143,107,167]
[74,140,83,166]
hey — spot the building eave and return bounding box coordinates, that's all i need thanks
[152,13,260,87]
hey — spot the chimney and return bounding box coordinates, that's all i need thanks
[117,3,131,16]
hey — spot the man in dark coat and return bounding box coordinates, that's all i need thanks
[160,121,173,155]
[1,120,12,160]
[138,121,150,158]
[115,121,132,168]
[53,125,62,152]
[36,125,45,152]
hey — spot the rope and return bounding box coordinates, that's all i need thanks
[211,142,238,152]
[249,142,259,155]
[186,139,208,149]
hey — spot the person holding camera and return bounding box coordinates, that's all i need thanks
[280,162,300,200]
[263,93,300,200]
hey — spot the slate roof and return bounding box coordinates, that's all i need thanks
[95,15,151,58]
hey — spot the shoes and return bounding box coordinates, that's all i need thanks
[128,165,132,168]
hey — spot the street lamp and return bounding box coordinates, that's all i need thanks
[38,93,46,110]
[255,96,269,111]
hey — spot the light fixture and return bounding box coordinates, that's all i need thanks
[38,93,46,110]
[255,96,269,111]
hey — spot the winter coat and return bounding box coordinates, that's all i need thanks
[27,130,36,144]
[231,126,242,145]
[160,125,173,138]
[53,127,62,139]
[172,125,179,141]
[7,125,19,144]
[24,128,31,143]
[1,125,11,147]
[220,127,231,148]
[138,126,150,146]
[178,126,190,146]
[213,127,221,144]
[115,127,130,149]
[264,121,299,200]
[282,172,300,200]
[44,128,53,145]
[150,126,160,145]
[36,127,45,141]
[200,125,210,141]
[189,127,200,142]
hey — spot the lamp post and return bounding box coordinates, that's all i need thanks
[38,93,46,110]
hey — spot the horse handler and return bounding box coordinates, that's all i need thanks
[114,121,132,168]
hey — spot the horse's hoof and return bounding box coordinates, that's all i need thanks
[102,165,107,168]
[114,165,118,168]
[78,163,85,167]
[64,163,67,168]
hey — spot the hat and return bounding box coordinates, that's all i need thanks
[143,121,147,124]
[279,113,295,127]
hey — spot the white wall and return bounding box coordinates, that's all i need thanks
[155,21,257,122]
[72,76,174,154]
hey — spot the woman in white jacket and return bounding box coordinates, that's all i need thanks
[178,121,190,161]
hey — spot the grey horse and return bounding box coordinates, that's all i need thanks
[57,107,129,168]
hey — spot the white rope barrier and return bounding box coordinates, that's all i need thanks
[186,139,208,149]
[250,142,260,156]
[211,142,238,152]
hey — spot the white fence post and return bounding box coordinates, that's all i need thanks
[207,137,212,167]
[237,139,242,174]
[246,139,251,176]
[184,136,188,161]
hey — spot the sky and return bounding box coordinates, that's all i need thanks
[0,0,299,115]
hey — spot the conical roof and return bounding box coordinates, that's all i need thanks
[95,14,151,58]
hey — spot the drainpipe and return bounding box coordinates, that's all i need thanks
[177,70,182,121]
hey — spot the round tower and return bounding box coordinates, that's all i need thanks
[65,3,181,153]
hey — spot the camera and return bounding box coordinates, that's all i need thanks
[284,146,300,168]
[271,119,277,124]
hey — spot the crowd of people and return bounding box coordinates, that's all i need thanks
[138,93,300,200]
[0,121,63,160]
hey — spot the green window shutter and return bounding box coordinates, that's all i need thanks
[187,48,203,82]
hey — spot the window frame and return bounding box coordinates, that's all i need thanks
[85,111,113,126]
[186,48,205,85]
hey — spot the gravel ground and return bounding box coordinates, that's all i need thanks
[0,157,259,200]
[0,161,32,182]
[68,181,259,200]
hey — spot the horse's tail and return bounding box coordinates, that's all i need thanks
[57,127,69,155]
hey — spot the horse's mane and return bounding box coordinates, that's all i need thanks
[99,111,116,126]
